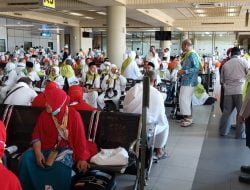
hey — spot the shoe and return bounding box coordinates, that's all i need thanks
[181,118,193,127]
[156,152,169,160]
[239,175,250,184]
[241,166,250,174]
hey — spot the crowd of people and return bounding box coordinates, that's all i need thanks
[1,38,250,189]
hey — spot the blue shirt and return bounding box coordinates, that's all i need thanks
[181,52,200,87]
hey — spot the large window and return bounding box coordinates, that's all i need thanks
[91,28,236,59]
[0,39,6,52]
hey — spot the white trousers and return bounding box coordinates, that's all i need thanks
[179,86,194,116]
[84,91,98,108]
[148,122,169,149]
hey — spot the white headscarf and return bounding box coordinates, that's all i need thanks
[5,62,16,72]
[128,51,136,60]
[52,66,60,76]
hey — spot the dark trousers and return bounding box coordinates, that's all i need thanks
[219,94,245,138]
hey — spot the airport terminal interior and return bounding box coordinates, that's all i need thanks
[1,0,250,190]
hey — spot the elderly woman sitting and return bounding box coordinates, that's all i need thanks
[19,88,91,190]
[48,66,65,89]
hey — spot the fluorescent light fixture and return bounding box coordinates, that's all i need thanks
[97,12,106,15]
[84,16,94,19]
[126,33,132,35]
[5,24,34,27]
[69,12,83,16]
[38,28,64,31]
[195,9,205,13]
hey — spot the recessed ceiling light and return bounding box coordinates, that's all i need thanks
[228,8,236,13]
[69,12,83,16]
[198,14,206,17]
[97,12,106,15]
[84,16,94,19]
[228,13,237,16]
[195,9,205,13]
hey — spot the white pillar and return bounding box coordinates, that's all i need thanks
[160,26,172,50]
[70,26,81,56]
[59,30,65,54]
[183,32,189,40]
[107,5,126,68]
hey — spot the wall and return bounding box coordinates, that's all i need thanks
[7,29,58,52]
[80,28,93,53]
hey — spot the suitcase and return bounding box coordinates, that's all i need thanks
[71,169,116,190]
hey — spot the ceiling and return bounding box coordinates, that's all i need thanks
[0,0,249,31]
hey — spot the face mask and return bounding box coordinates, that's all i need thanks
[51,97,67,116]
[51,108,60,116]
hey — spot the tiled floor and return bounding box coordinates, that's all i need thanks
[116,103,250,190]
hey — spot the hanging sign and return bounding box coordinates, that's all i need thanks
[43,0,55,9]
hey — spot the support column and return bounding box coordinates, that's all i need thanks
[160,26,172,50]
[59,30,65,52]
[70,26,81,56]
[183,32,189,40]
[107,5,126,68]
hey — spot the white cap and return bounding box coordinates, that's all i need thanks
[64,44,69,49]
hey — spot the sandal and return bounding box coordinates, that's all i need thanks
[156,152,169,160]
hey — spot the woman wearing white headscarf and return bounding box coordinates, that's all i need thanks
[121,51,142,80]
[0,62,18,101]
[48,66,65,89]
[97,64,127,109]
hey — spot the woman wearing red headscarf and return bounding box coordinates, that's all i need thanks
[68,85,96,111]
[0,121,22,190]
[19,88,90,190]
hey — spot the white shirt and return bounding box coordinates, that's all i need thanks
[123,60,142,80]
[4,70,18,87]
[28,71,40,82]
[123,83,169,134]
[101,74,127,92]
[82,73,100,88]
[4,82,37,106]
[146,52,160,70]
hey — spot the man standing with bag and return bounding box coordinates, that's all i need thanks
[178,39,200,127]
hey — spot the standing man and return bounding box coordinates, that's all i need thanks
[219,47,249,138]
[178,39,200,127]
[146,46,160,70]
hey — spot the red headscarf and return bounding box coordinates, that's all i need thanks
[0,121,6,158]
[44,88,70,120]
[32,82,58,107]
[68,85,96,111]
[68,85,84,103]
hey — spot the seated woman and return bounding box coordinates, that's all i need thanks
[68,85,96,111]
[97,64,127,110]
[19,88,91,190]
[0,120,22,190]
[192,76,216,106]
[48,66,65,89]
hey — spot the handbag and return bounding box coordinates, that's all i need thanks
[71,169,116,190]
[90,147,129,167]
[87,111,100,158]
